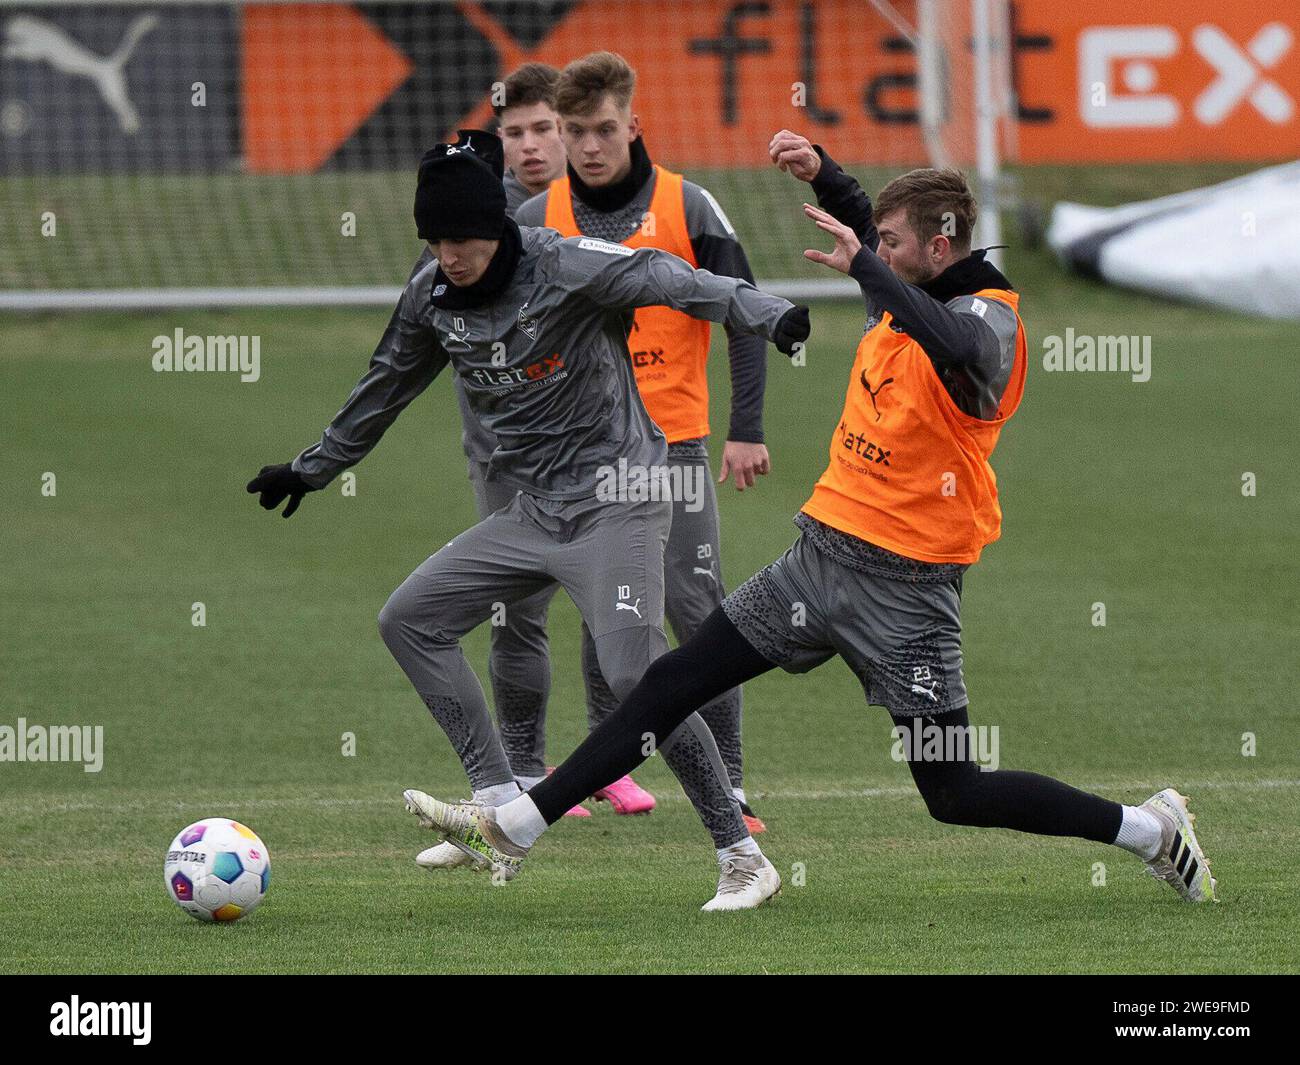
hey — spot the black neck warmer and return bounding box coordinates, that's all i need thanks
[431,217,524,310]
[918,247,1014,303]
[567,135,654,212]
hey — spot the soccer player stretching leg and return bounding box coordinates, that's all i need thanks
[403,131,1218,909]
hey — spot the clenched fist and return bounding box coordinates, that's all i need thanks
[769,129,821,182]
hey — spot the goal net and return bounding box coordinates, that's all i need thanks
[0,0,1014,308]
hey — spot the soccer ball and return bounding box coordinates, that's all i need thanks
[164,818,271,922]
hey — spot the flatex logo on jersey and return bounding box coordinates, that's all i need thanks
[468,352,568,395]
[627,318,668,377]
[1080,21,1295,128]
[631,346,667,371]
[447,308,569,396]
[835,419,892,482]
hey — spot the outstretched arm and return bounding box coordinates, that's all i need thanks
[770,129,879,252]
[291,268,449,488]
[802,204,1012,415]
[548,236,807,354]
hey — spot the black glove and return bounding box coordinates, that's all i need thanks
[246,463,317,518]
[774,305,811,356]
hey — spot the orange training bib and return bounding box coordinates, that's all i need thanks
[545,166,713,443]
[800,289,1027,564]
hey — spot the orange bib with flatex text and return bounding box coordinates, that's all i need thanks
[544,166,711,443]
[801,290,1028,564]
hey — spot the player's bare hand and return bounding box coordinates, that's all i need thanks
[769,130,821,182]
[719,440,771,492]
[802,202,862,274]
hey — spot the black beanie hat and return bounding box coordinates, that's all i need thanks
[414,129,507,241]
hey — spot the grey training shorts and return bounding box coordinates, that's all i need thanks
[721,531,969,716]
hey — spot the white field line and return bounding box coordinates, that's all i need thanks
[1,777,1297,817]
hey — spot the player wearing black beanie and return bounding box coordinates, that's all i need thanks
[414,129,506,241]
[413,130,523,304]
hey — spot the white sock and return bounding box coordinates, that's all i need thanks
[716,837,761,863]
[732,787,748,806]
[472,780,522,808]
[495,794,549,849]
[1113,804,1164,861]
[515,774,545,791]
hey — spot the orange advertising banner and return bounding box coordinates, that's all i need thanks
[446,0,939,166]
[237,0,1300,171]
[1014,0,1299,162]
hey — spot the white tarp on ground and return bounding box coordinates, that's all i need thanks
[1047,162,1300,319]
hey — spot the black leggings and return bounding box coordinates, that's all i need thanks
[889,703,1120,841]
[529,607,1122,844]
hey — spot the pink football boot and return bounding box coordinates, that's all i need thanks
[592,775,656,815]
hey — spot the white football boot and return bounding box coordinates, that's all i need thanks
[415,842,476,870]
[403,789,527,881]
[1140,788,1218,902]
[701,853,782,912]
[413,798,480,871]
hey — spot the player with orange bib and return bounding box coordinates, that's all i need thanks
[405,132,1217,911]
[515,52,775,833]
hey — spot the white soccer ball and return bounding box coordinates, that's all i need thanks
[164,818,271,922]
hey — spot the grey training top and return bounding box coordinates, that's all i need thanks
[503,169,536,215]
[401,167,547,470]
[292,226,792,500]
[452,167,539,464]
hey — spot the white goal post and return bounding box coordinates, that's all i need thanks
[0,0,1015,309]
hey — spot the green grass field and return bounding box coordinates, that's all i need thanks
[2,166,1298,974]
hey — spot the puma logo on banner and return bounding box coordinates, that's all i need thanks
[3,13,159,134]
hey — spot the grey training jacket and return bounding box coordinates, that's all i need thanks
[292,226,792,500]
